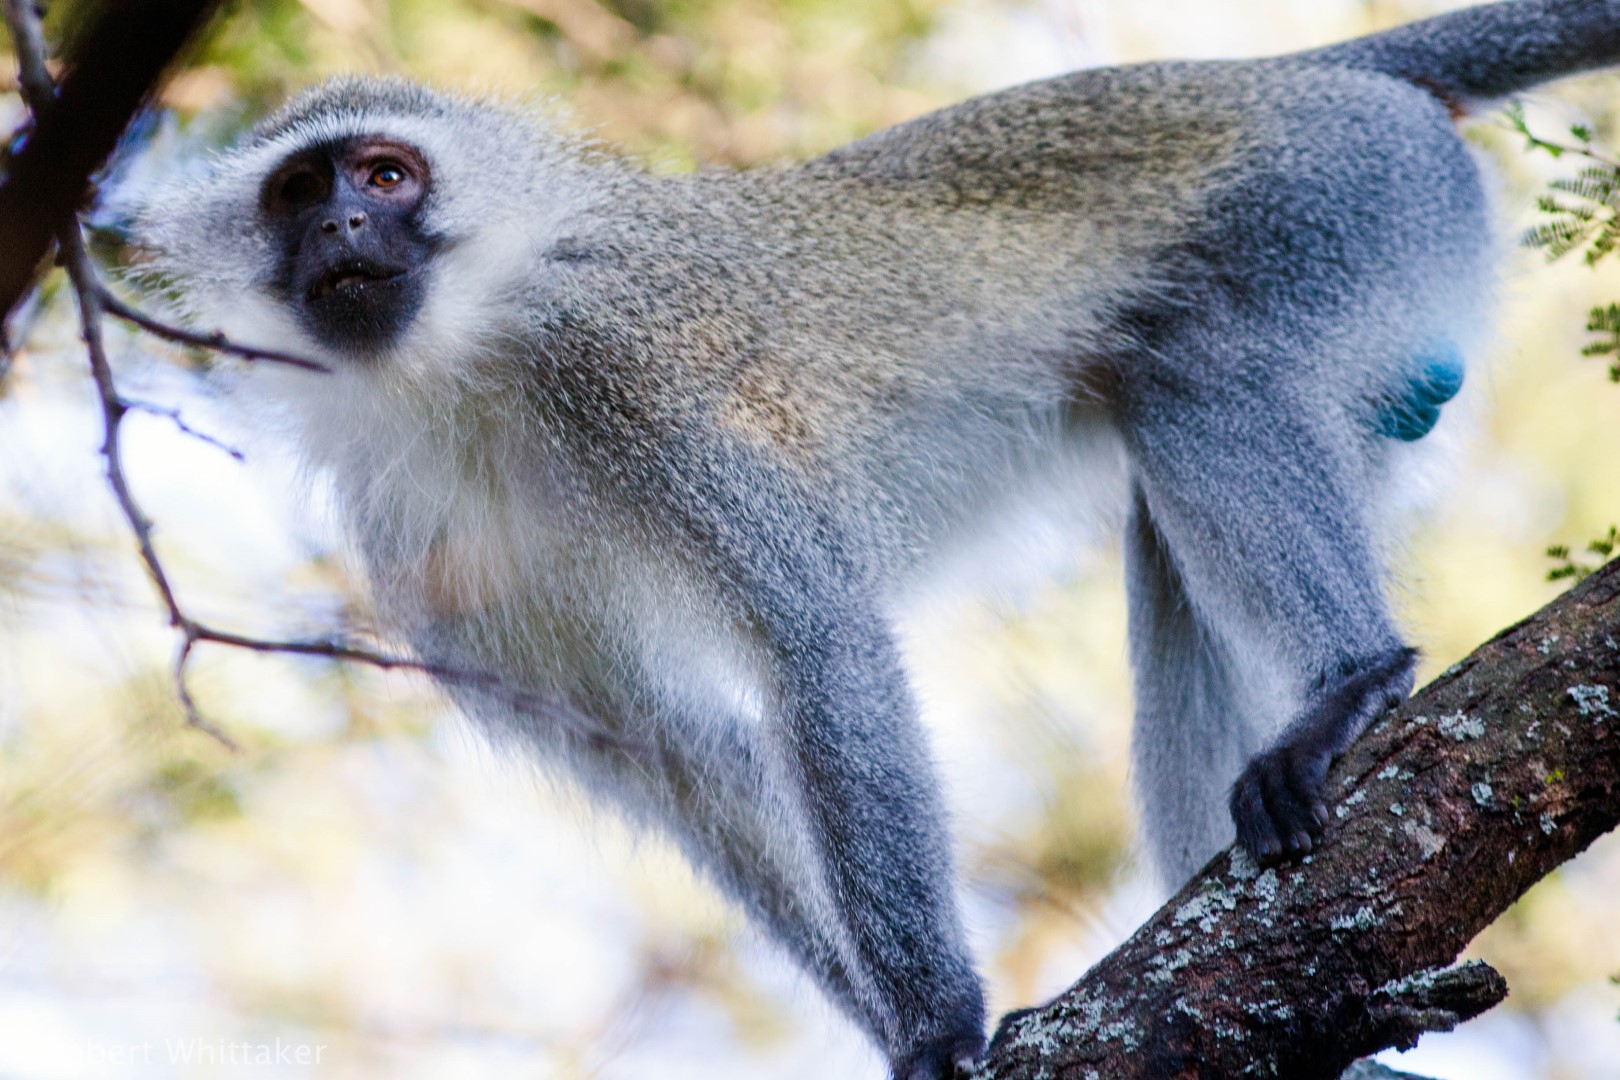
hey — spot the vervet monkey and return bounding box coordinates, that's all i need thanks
[138,1,1620,1075]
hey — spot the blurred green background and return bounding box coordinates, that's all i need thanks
[1,1,1618,1077]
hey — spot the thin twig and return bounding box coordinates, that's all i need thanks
[4,0,54,108]
[97,285,329,372]
[1525,134,1620,167]
[57,218,235,744]
[172,626,240,748]
[186,623,632,751]
[123,399,245,459]
[3,0,636,756]
[1502,105,1620,167]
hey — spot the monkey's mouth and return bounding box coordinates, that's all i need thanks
[307,260,406,301]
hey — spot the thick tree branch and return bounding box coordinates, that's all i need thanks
[984,559,1620,1079]
[0,0,223,330]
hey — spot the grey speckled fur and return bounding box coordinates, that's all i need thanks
[137,2,1620,1076]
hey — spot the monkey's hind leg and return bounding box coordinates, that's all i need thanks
[1122,372,1415,870]
[1123,486,1278,887]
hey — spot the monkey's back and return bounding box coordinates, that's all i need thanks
[541,56,1490,587]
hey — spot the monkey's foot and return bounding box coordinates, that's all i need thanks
[891,1027,985,1080]
[1229,647,1417,863]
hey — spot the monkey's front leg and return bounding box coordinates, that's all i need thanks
[769,608,987,1078]
[622,441,985,1078]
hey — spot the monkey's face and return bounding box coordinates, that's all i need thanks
[140,79,581,383]
[260,137,438,354]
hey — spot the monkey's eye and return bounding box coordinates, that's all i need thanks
[368,163,407,188]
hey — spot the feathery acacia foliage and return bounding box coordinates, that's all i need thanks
[1513,104,1620,379]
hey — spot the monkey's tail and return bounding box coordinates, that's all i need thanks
[1304,0,1620,103]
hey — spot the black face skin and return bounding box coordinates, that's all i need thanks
[262,136,438,354]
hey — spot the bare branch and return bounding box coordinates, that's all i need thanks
[123,399,245,460]
[4,0,53,107]
[98,286,329,372]
[59,224,189,622]
[185,623,636,752]
[173,636,240,750]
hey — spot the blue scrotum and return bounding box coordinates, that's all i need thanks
[1373,343,1465,442]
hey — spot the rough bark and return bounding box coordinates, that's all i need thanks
[984,559,1620,1079]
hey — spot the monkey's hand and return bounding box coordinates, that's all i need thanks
[1229,647,1417,862]
[891,1025,985,1080]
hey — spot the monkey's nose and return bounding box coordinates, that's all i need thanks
[319,213,368,233]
